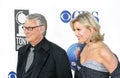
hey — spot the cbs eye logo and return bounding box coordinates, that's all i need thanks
[60,10,99,23]
[8,71,16,78]
[60,10,71,23]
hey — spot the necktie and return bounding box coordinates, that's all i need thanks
[25,47,34,72]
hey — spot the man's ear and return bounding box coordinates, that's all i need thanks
[40,26,46,35]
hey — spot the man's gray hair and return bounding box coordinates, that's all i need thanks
[26,13,47,36]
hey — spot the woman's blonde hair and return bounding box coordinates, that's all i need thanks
[70,12,104,42]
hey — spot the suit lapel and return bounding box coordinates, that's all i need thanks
[31,38,50,78]
[31,48,49,78]
[17,44,30,78]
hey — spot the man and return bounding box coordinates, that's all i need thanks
[16,13,72,78]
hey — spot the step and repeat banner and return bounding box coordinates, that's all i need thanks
[0,0,120,78]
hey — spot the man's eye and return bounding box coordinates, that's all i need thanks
[27,27,33,30]
[73,29,75,31]
[28,27,32,29]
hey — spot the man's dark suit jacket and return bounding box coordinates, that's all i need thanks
[17,38,72,78]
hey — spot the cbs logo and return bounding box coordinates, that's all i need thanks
[8,71,16,78]
[60,10,99,23]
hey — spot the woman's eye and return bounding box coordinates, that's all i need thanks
[73,28,81,31]
[77,28,80,31]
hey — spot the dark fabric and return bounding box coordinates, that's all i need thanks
[111,62,120,78]
[75,57,120,78]
[17,38,72,78]
[74,57,110,78]
[75,65,110,78]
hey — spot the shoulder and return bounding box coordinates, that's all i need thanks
[47,39,64,50]
[47,41,68,60]
[18,44,30,54]
[91,42,117,63]
[97,43,118,73]
[47,40,66,54]
[96,42,117,65]
[98,43,114,59]
[42,38,66,53]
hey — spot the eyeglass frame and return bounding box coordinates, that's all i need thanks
[22,25,43,31]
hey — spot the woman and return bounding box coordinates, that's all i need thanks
[70,12,120,78]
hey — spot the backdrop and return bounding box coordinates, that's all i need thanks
[0,0,120,78]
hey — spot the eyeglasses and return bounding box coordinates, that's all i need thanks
[22,25,43,31]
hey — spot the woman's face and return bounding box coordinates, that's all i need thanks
[73,21,92,43]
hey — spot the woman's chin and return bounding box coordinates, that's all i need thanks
[78,41,84,44]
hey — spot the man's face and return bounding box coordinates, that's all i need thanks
[23,19,43,45]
